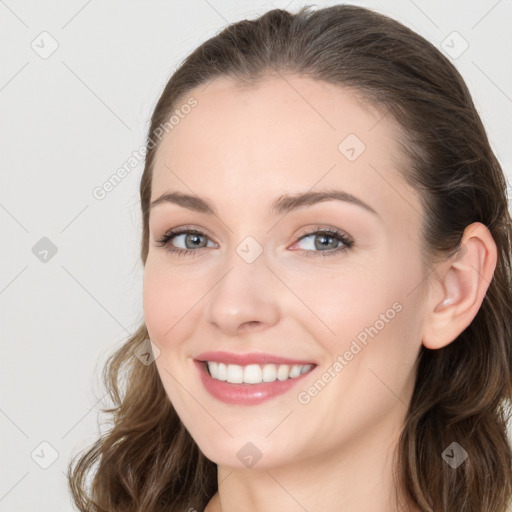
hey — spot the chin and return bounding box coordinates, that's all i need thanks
[194,431,299,471]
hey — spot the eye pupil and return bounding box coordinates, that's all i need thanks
[186,233,206,248]
[315,234,338,250]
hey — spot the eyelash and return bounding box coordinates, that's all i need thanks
[155,225,354,258]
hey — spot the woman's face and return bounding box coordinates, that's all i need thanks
[143,75,429,469]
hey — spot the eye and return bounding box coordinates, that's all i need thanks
[155,225,354,258]
[155,227,217,257]
[291,226,354,257]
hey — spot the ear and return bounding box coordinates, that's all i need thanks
[422,222,498,350]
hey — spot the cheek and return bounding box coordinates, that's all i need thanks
[298,257,423,360]
[284,267,391,345]
[142,266,167,340]
[142,262,193,345]
[142,257,221,360]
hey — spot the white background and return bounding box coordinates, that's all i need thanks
[1,0,511,510]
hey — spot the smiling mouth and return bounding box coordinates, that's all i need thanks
[204,361,315,384]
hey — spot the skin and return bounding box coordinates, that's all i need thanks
[142,74,497,512]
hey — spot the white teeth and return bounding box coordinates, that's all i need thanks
[243,364,262,384]
[301,364,312,374]
[262,364,277,382]
[289,364,302,378]
[277,364,290,381]
[206,361,314,384]
[226,364,244,383]
[208,361,218,377]
[217,362,227,381]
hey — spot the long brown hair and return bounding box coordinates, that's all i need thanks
[67,5,512,511]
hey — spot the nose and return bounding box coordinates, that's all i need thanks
[204,251,281,337]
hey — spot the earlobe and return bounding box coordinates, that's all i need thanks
[422,222,497,350]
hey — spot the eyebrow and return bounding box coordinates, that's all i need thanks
[150,189,379,218]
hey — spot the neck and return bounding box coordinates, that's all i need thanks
[205,411,416,512]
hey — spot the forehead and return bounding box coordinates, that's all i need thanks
[150,75,420,224]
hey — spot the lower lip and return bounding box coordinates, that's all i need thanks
[194,360,315,405]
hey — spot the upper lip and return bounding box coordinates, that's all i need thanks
[195,351,316,366]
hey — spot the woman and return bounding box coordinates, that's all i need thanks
[68,4,512,511]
